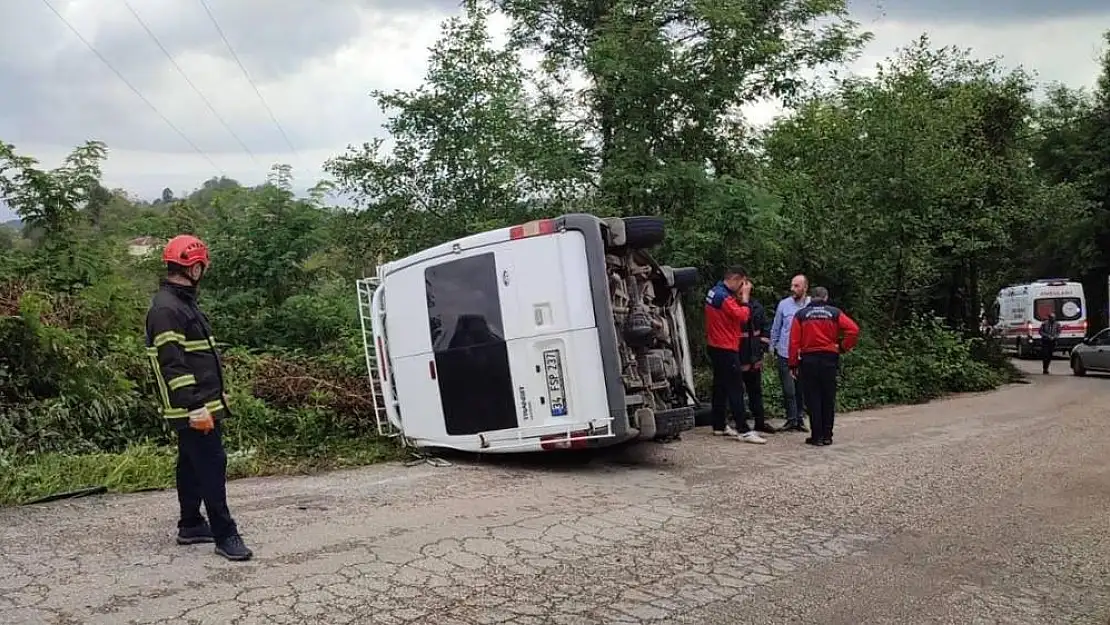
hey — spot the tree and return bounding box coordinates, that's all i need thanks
[267,164,294,192]
[478,0,872,286]
[325,2,588,262]
[1019,31,1110,328]
[0,141,107,238]
[1077,31,1110,327]
[0,141,115,288]
[492,0,871,201]
[761,37,1076,332]
[0,225,13,251]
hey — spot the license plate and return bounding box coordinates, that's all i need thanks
[542,349,567,416]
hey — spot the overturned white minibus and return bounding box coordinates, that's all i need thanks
[356,214,702,453]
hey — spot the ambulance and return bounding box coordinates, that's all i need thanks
[356,214,701,453]
[992,279,1088,357]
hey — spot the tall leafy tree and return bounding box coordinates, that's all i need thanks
[761,37,1078,331]
[0,141,114,288]
[489,0,871,278]
[325,2,588,262]
[492,0,870,190]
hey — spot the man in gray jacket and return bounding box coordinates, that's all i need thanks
[1039,313,1061,374]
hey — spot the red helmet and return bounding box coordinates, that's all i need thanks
[163,234,210,268]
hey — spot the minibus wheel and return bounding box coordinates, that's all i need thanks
[622,216,666,249]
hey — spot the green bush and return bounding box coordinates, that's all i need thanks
[0,272,401,505]
[695,314,1012,418]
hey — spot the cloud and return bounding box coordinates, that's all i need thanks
[850,0,1109,24]
[0,0,457,154]
[0,0,1107,222]
[730,12,1110,131]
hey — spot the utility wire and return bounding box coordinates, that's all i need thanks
[197,0,303,168]
[38,0,223,174]
[120,0,259,164]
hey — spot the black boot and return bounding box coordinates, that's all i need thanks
[215,534,253,561]
[755,422,777,435]
[176,522,214,545]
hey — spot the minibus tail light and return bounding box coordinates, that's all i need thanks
[509,219,556,239]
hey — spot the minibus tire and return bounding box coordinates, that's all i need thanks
[694,404,713,427]
[671,267,699,290]
[622,216,666,248]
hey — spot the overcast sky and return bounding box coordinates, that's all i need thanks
[1,0,1108,221]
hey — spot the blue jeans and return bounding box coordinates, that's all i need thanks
[776,355,805,425]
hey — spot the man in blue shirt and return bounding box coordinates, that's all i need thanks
[769,274,810,432]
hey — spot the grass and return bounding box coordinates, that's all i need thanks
[0,435,404,506]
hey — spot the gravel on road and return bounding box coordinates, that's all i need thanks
[2,358,1109,624]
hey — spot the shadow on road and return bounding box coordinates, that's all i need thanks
[427,438,680,473]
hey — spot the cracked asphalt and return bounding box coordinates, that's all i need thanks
[3,357,1110,624]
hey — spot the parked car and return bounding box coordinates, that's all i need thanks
[1070,328,1110,376]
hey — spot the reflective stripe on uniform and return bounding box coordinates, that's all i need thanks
[146,354,172,410]
[162,399,224,420]
[145,339,212,356]
[152,331,186,347]
[167,374,196,391]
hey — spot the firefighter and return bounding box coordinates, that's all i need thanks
[145,234,252,561]
[787,287,860,446]
[705,265,765,444]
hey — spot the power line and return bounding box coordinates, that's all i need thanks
[38,0,223,174]
[196,0,303,168]
[120,0,258,164]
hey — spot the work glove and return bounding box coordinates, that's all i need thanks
[187,407,214,434]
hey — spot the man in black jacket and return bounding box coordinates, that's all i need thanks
[146,234,252,561]
[737,296,776,436]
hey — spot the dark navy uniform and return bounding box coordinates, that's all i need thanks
[145,279,238,545]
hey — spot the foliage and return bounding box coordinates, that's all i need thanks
[326,3,589,260]
[760,37,1084,333]
[695,315,1013,424]
[0,148,403,504]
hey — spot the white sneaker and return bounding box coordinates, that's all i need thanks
[739,431,766,444]
[724,425,742,438]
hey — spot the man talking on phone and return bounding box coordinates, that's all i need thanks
[704,266,766,444]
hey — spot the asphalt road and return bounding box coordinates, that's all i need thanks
[2,357,1109,625]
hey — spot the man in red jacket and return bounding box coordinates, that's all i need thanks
[788,286,860,446]
[704,265,764,443]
